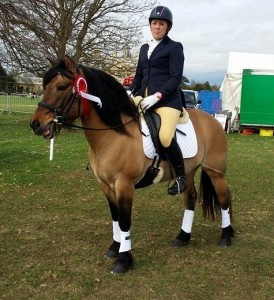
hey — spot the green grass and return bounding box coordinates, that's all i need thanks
[1,112,274,299]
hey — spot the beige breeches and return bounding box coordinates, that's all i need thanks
[155,107,180,147]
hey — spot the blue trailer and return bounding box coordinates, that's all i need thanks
[199,90,222,115]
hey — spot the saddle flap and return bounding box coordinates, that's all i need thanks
[143,112,166,159]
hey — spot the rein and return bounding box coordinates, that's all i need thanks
[62,114,140,131]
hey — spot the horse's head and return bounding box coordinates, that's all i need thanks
[31,55,139,138]
[30,55,80,139]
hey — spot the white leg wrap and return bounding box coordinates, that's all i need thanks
[221,208,231,228]
[181,209,194,233]
[112,221,121,242]
[119,230,131,253]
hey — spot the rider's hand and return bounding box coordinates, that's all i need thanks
[141,92,162,111]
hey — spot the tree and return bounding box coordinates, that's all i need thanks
[0,64,8,80]
[179,75,190,89]
[0,63,15,92]
[0,0,156,76]
[184,80,219,91]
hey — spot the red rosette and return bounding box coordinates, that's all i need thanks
[74,75,87,95]
[73,75,90,119]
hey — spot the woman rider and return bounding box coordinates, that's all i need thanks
[130,6,186,195]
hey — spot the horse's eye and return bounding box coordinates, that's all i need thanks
[58,84,70,91]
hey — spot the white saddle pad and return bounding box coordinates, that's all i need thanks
[141,118,198,159]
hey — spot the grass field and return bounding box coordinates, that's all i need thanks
[1,112,274,299]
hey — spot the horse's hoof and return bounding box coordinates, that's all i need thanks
[218,225,234,247]
[104,241,120,259]
[172,238,189,248]
[218,237,231,247]
[104,248,119,258]
[172,229,191,248]
[110,252,134,274]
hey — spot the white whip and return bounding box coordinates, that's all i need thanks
[49,137,54,160]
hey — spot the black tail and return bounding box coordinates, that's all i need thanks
[199,169,221,220]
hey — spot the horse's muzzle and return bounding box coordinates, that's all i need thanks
[30,119,56,140]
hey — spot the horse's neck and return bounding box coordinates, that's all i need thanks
[81,109,139,151]
[81,110,108,146]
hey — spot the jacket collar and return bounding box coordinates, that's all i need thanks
[149,35,170,58]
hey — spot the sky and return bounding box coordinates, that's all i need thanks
[141,0,274,85]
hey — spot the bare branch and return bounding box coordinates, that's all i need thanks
[0,0,157,77]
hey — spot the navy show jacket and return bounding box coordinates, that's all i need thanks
[130,35,184,110]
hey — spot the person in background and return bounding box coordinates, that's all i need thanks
[130,6,186,195]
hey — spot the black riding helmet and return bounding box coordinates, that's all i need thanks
[149,6,173,31]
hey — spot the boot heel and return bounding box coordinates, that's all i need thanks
[168,176,186,195]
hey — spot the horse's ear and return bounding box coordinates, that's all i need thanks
[47,57,56,67]
[64,55,77,75]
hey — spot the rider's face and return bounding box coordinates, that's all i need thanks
[150,19,168,40]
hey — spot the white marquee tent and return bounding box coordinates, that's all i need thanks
[220,51,274,128]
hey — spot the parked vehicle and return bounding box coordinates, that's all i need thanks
[182,90,201,109]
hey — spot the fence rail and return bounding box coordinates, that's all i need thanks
[0,93,40,114]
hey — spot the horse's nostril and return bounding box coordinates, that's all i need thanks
[30,120,40,131]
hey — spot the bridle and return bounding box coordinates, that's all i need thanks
[38,92,79,126]
[38,70,140,132]
[37,68,81,127]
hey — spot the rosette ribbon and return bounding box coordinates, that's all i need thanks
[73,75,102,119]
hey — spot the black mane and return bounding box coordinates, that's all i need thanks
[43,59,139,133]
[80,64,138,132]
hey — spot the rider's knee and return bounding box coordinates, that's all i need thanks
[159,134,172,148]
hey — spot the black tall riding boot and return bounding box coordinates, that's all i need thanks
[165,138,187,195]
